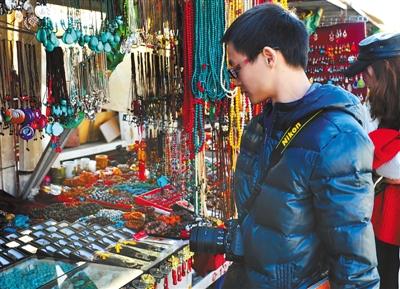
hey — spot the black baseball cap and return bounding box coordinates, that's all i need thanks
[343,32,400,77]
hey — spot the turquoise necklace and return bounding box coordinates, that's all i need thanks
[191,0,230,153]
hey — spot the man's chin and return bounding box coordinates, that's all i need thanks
[248,95,271,105]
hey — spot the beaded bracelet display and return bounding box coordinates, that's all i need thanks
[0,257,77,289]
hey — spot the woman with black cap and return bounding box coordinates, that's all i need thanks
[344,32,400,289]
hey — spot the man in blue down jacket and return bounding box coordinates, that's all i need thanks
[221,3,380,289]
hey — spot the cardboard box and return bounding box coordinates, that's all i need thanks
[78,111,117,144]
[99,116,121,143]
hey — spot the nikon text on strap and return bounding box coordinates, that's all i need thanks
[243,109,325,211]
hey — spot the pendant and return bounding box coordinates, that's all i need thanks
[19,125,35,141]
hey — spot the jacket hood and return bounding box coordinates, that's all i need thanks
[272,83,363,129]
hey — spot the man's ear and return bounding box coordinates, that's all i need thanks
[261,46,278,66]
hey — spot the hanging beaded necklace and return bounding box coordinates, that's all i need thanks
[191,0,230,153]
[182,1,194,158]
[228,88,245,170]
[77,51,109,120]
[221,1,250,169]
[27,43,41,110]
[182,0,195,156]
[1,40,13,133]
[44,47,71,150]
[0,41,7,129]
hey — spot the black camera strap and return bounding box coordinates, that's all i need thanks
[243,108,325,212]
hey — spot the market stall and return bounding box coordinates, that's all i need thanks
[0,0,382,288]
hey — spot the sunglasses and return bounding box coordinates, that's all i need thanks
[228,58,250,80]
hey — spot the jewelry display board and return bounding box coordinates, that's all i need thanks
[0,216,191,289]
[307,22,367,101]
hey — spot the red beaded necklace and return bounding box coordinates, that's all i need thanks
[182,0,195,158]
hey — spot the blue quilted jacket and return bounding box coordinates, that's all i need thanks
[234,84,380,289]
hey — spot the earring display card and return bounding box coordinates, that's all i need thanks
[0,254,11,267]
[44,220,58,226]
[77,230,92,238]
[60,247,74,257]
[4,249,26,261]
[48,232,67,240]
[93,229,107,237]
[54,250,71,259]
[71,222,86,232]
[32,224,45,230]
[96,238,110,248]
[38,245,58,257]
[69,234,81,242]
[0,237,7,245]
[75,237,90,244]
[32,230,46,238]
[54,239,71,248]
[20,244,38,255]
[81,234,97,243]
[18,235,34,244]
[19,229,32,235]
[59,227,76,237]
[4,233,19,241]
[105,225,117,232]
[5,241,21,249]
[57,221,70,228]
[69,240,84,249]
[45,226,59,233]
[92,224,102,231]
[33,238,52,248]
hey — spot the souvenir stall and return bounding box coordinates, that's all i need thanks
[0,0,248,287]
[0,0,378,288]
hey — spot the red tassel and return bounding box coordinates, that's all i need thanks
[172,269,177,285]
[177,264,182,282]
[164,276,169,289]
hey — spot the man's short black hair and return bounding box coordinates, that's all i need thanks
[222,3,309,69]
